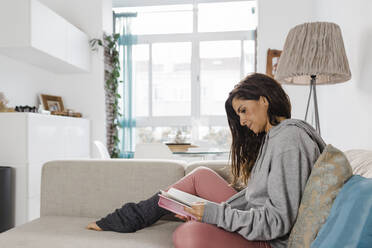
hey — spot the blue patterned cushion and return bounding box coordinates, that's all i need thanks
[311,175,372,248]
[287,144,353,248]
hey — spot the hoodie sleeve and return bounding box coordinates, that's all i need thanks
[202,146,317,240]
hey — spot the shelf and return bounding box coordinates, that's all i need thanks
[0,0,90,73]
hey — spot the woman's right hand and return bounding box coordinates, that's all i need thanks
[174,214,191,222]
[86,222,103,231]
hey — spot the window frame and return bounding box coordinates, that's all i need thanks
[115,0,257,142]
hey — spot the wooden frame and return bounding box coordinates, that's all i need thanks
[266,49,282,78]
[40,94,64,112]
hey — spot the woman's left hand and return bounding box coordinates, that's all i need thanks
[184,202,205,221]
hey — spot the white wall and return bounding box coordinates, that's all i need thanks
[0,55,57,106]
[0,0,113,157]
[257,0,315,120]
[102,0,114,33]
[313,0,372,150]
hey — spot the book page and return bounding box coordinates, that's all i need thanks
[161,188,208,207]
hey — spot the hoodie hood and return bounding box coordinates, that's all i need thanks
[267,118,326,153]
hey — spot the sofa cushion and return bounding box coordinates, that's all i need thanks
[287,144,353,248]
[345,149,372,178]
[41,159,186,218]
[0,216,182,248]
[310,175,372,248]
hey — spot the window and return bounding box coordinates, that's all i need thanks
[198,1,257,32]
[200,40,241,115]
[114,0,257,151]
[152,42,191,116]
[118,5,193,35]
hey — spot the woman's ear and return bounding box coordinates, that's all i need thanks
[260,96,269,106]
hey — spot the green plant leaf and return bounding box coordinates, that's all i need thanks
[113,33,120,40]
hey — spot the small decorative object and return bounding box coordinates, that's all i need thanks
[39,94,64,112]
[266,49,282,78]
[50,110,68,116]
[15,105,37,113]
[174,130,187,144]
[50,109,82,118]
[0,92,14,112]
[66,109,82,117]
[38,104,51,115]
[71,112,82,118]
[165,129,195,152]
[67,109,74,116]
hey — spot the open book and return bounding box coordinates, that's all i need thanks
[158,188,210,220]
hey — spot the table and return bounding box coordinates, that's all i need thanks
[173,151,229,160]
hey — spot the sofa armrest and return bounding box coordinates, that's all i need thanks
[40,159,186,218]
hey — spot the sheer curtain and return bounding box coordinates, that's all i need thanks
[115,13,137,158]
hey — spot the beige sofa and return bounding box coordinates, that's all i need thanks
[0,150,371,248]
[0,159,232,248]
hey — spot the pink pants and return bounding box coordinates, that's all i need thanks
[168,167,271,248]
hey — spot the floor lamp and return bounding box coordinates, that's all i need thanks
[275,22,351,135]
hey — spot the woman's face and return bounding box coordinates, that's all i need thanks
[232,96,271,134]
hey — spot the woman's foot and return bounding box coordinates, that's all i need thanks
[86,222,102,231]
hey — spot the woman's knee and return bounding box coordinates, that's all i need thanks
[189,166,216,178]
[173,221,210,248]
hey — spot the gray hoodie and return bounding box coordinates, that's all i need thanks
[202,119,326,248]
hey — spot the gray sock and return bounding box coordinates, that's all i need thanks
[96,192,170,233]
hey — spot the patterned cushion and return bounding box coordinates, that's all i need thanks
[287,144,353,248]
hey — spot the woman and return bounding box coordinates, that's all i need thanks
[87,73,325,248]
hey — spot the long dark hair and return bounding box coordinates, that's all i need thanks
[225,73,291,186]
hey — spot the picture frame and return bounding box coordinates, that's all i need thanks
[266,49,282,78]
[40,94,64,112]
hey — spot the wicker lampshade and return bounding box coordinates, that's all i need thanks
[275,22,351,85]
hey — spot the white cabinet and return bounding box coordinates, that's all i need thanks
[0,0,90,73]
[0,113,90,226]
